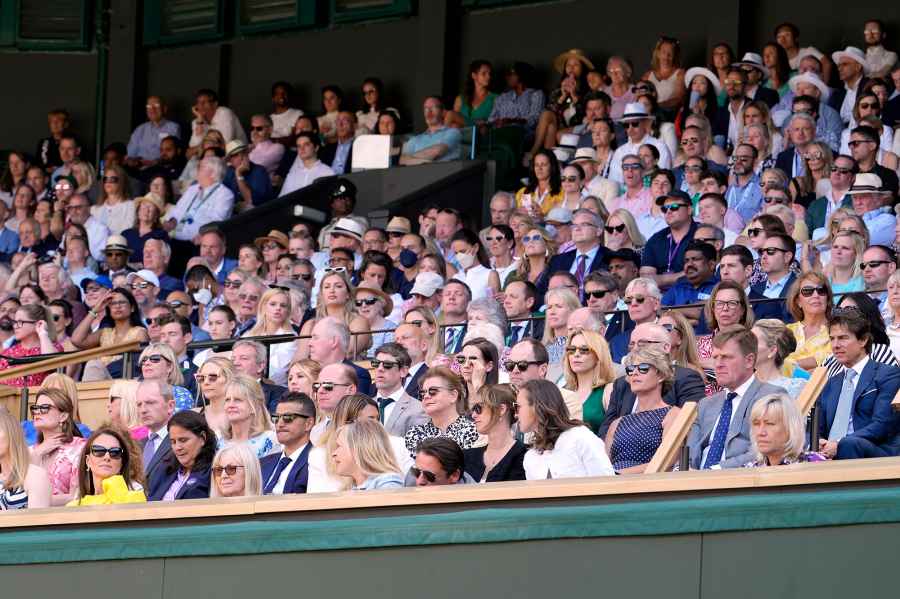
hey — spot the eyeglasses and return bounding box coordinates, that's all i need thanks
[503,360,543,372]
[631,85,652,94]
[470,403,487,416]
[89,445,124,459]
[684,165,704,172]
[455,355,480,365]
[145,317,166,326]
[624,122,643,129]
[604,224,625,234]
[661,323,675,333]
[355,298,379,307]
[566,345,594,356]
[195,373,220,384]
[410,467,437,483]
[262,242,281,251]
[270,413,312,424]
[694,237,718,245]
[622,163,642,170]
[625,363,654,375]
[166,301,186,309]
[571,221,598,229]
[585,289,611,300]
[747,227,764,237]
[799,286,828,297]
[129,282,152,290]
[858,102,878,110]
[370,359,400,370]
[140,355,171,367]
[223,280,243,288]
[848,140,873,148]
[250,126,267,132]
[860,260,892,270]
[660,203,688,213]
[681,137,700,145]
[831,166,854,175]
[418,386,451,399]
[623,296,646,305]
[763,195,788,204]
[292,273,313,281]
[29,404,54,415]
[324,267,347,274]
[760,247,789,256]
[522,234,544,243]
[212,465,246,477]
[713,299,741,310]
[103,176,119,183]
[561,176,580,182]
[238,293,260,302]
[12,319,37,328]
[312,382,351,393]
[66,204,88,211]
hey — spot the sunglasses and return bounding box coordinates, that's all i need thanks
[860,260,892,270]
[622,163,642,170]
[223,280,243,288]
[250,126,267,131]
[763,196,787,204]
[212,465,246,477]
[370,359,400,370]
[89,445,124,459]
[140,355,171,366]
[831,166,854,175]
[270,413,312,424]
[799,286,827,297]
[355,298,379,307]
[54,183,73,191]
[470,403,487,416]
[660,203,688,213]
[681,137,700,145]
[454,355,480,365]
[684,165,703,172]
[103,176,119,183]
[760,247,789,256]
[144,317,166,326]
[484,235,507,242]
[195,373,220,383]
[324,267,347,274]
[292,273,313,281]
[312,382,351,393]
[522,234,544,243]
[848,140,873,148]
[262,242,281,251]
[503,360,542,372]
[238,293,260,302]
[167,301,186,309]
[858,102,878,110]
[410,467,437,483]
[623,122,643,129]
[604,224,625,234]
[585,289,611,300]
[418,386,451,399]
[623,295,646,305]
[631,85,652,94]
[29,404,54,415]
[561,176,580,182]
[566,345,594,356]
[129,282,152,290]
[624,363,654,375]
[694,237,718,245]
[747,227,764,237]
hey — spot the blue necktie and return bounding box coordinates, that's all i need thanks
[828,368,857,441]
[445,327,458,352]
[142,433,158,470]
[703,392,737,469]
[264,456,292,494]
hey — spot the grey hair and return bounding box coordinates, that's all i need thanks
[695,223,725,241]
[467,297,508,332]
[145,238,171,262]
[251,114,273,127]
[625,276,661,300]
[490,191,514,207]
[200,156,226,182]
[319,316,351,353]
[788,111,816,130]
[572,208,604,228]
[749,393,806,464]
[138,379,175,405]
[239,276,266,294]
[233,340,267,366]
[38,261,71,288]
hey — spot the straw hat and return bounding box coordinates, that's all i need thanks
[134,192,166,216]
[353,281,393,317]
[254,229,289,250]
[553,48,595,74]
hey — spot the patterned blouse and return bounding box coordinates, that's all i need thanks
[744,451,827,467]
[41,437,88,498]
[784,322,831,374]
[0,341,65,387]
[0,481,28,510]
[404,416,479,456]
[217,430,281,459]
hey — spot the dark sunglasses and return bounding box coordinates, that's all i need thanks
[622,163,643,171]
[292,273,313,281]
[312,382,351,393]
[561,176,580,182]
[195,373,220,383]
[454,355,480,365]
[604,224,626,234]
[799,286,827,297]
[250,126,267,131]
[760,247,789,256]
[484,235,507,242]
[623,122,643,129]
[860,260,892,270]
[831,166,854,175]
[410,467,437,483]
[140,355,171,366]
[144,317,165,326]
[763,196,787,204]
[355,298,379,307]
[747,227,764,237]
[213,465,246,477]
[625,363,653,375]
[503,360,542,372]
[585,289,611,300]
[223,280,243,288]
[522,234,544,243]
[29,404,53,415]
[102,176,119,183]
[89,445,124,459]
[623,295,646,305]
[270,413,312,424]
[470,403,487,416]
[660,203,688,213]
[418,386,450,399]
[566,346,593,356]
[370,359,400,370]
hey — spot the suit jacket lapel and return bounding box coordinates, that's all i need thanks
[285,444,312,491]
[384,394,408,431]
[852,360,876,403]
[703,391,726,445]
[147,437,170,477]
[725,379,759,443]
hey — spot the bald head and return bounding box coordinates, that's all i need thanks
[629,322,672,353]
[567,307,603,336]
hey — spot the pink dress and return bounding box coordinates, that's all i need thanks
[43,437,88,498]
[0,341,64,387]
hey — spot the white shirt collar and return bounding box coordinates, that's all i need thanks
[727,374,756,397]
[282,442,309,463]
[845,355,870,378]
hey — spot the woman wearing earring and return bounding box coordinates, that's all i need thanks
[67,426,146,506]
[28,388,86,506]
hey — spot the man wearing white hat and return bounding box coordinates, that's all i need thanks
[831,46,870,125]
[848,173,895,246]
[779,72,842,152]
[732,53,779,108]
[771,53,838,127]
[608,102,671,184]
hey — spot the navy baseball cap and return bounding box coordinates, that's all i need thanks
[655,190,692,206]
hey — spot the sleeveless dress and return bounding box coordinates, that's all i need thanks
[610,406,670,471]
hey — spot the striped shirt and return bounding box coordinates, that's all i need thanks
[0,483,27,510]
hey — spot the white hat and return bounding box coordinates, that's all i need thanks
[847,173,891,195]
[225,140,249,158]
[330,217,365,242]
[684,66,723,95]
[831,46,870,74]
[788,72,831,101]
[732,52,770,79]
[617,102,654,122]
[558,133,579,149]
[572,147,598,163]
[552,148,573,163]
[126,269,160,288]
[409,272,444,298]
[545,207,573,224]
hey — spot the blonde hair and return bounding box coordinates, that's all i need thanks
[607,208,647,248]
[516,226,558,279]
[210,443,263,498]
[623,346,675,394]
[108,379,141,429]
[247,287,292,336]
[813,206,854,247]
[139,342,183,386]
[320,394,378,479]
[314,271,358,328]
[659,310,707,382]
[749,393,806,464]
[825,231,865,281]
[542,287,582,343]
[563,329,617,391]
[222,374,273,440]
[336,420,400,484]
[69,160,96,193]
[39,373,80,420]
[0,407,30,489]
[404,306,442,364]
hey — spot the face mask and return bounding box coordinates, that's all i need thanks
[193,288,213,306]
[399,249,418,269]
[455,252,476,269]
[0,317,12,332]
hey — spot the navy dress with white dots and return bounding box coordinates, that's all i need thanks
[610,406,670,471]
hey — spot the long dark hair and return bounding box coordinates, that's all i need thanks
[164,410,217,475]
[678,74,719,132]
[461,337,499,386]
[763,42,791,88]
[450,229,491,268]
[361,77,385,112]
[836,292,890,345]
[321,84,344,112]
[464,59,492,106]
[77,425,143,498]
[100,287,145,329]
[0,150,29,193]
[525,148,562,195]
[520,379,581,452]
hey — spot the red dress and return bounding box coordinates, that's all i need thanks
[0,342,64,387]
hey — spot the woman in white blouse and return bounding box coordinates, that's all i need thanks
[243,287,297,386]
[516,379,614,480]
[450,229,500,301]
[91,164,135,235]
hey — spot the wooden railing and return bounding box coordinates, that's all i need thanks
[644,402,697,474]
[796,367,828,417]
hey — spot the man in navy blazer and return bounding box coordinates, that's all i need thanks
[541,208,607,298]
[749,232,797,323]
[817,312,900,459]
[137,380,176,485]
[261,393,316,494]
[774,112,817,178]
[197,225,238,285]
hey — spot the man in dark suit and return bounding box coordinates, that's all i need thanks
[197,224,238,285]
[774,112,816,178]
[137,380,175,484]
[394,323,430,399]
[716,245,780,321]
[232,340,287,414]
[817,311,900,459]
[608,277,662,363]
[598,323,705,438]
[440,280,470,354]
[542,208,607,298]
[749,232,797,323]
[261,393,316,494]
[503,280,544,345]
[687,326,787,469]
[712,67,750,149]
[373,343,429,437]
[308,316,374,396]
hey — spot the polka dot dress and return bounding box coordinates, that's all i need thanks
[610,406,670,471]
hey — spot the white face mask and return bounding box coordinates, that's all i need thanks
[455,252,476,269]
[193,287,213,305]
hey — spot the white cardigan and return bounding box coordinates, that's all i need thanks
[523,426,615,480]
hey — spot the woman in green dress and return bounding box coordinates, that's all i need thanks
[446,59,497,128]
[559,328,617,435]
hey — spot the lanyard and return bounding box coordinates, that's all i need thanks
[179,183,220,224]
[666,230,688,273]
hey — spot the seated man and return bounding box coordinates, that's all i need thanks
[188,88,247,157]
[232,340,286,414]
[661,241,719,326]
[608,277,662,362]
[247,113,285,176]
[503,280,544,344]
[847,173,895,246]
[278,132,335,197]
[372,342,428,438]
[597,323,705,438]
[261,392,316,495]
[223,140,274,212]
[404,438,474,486]
[400,96,462,165]
[749,232,797,323]
[125,95,181,169]
[817,310,900,459]
[164,157,234,242]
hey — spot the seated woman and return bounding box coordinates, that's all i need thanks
[404,367,478,456]
[148,411,216,501]
[0,303,64,388]
[355,282,397,359]
[559,328,617,433]
[196,357,237,434]
[542,287,582,367]
[446,60,497,129]
[70,287,149,380]
[238,244,264,278]
[752,319,808,396]
[485,224,518,288]
[516,379,615,479]
[825,231,865,299]
[296,270,369,360]
[515,149,564,219]
[604,209,646,254]
[286,359,321,397]
[463,384,526,483]
[243,287,297,386]
[308,394,412,493]
[91,164,135,235]
[107,379,146,440]
[332,420,404,490]
[607,347,681,473]
[456,337,499,404]
[696,281,755,368]
[745,394,826,467]
[658,310,709,393]
[68,426,145,506]
[138,343,195,412]
[450,229,500,301]
[28,388,86,506]
[192,305,237,367]
[121,192,168,264]
[210,443,263,498]
[784,273,834,374]
[218,374,281,459]
[0,407,51,510]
